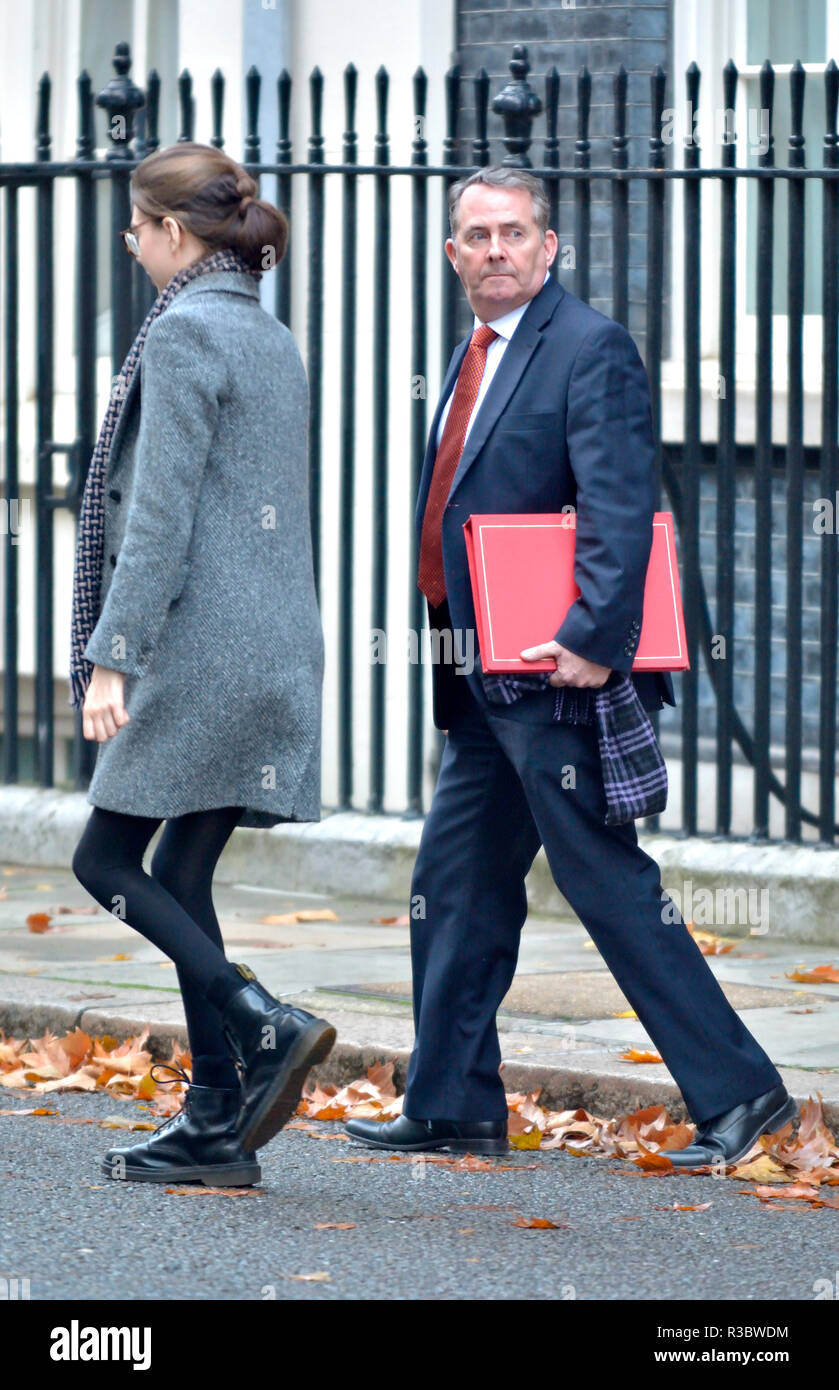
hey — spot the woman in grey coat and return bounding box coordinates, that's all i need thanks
[69,141,335,1188]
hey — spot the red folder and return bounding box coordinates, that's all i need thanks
[463,511,689,673]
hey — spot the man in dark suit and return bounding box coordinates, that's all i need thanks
[346,167,796,1167]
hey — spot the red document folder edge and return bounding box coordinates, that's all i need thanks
[463,511,689,673]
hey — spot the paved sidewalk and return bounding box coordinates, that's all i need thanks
[2,858,839,1126]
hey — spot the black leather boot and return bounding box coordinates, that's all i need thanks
[100,1062,261,1186]
[220,963,337,1151]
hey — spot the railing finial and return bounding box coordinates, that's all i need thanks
[491,44,543,168]
[95,41,145,161]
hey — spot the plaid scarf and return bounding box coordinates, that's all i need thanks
[68,247,262,710]
[480,665,668,825]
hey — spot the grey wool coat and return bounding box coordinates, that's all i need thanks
[82,268,324,828]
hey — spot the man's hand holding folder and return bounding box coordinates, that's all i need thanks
[518,638,612,689]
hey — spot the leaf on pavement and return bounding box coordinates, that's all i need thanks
[509,1129,542,1150]
[730,1154,787,1182]
[258,910,339,924]
[654,1201,713,1211]
[0,1106,57,1116]
[630,1140,676,1173]
[26,913,52,933]
[785,964,839,984]
[100,1115,157,1130]
[163,1186,264,1196]
[512,1216,563,1229]
[685,921,737,954]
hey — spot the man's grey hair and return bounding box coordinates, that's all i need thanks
[447,166,550,241]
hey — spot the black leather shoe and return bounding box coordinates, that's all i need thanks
[344,1112,508,1154]
[221,963,337,1151]
[658,1084,798,1168]
[100,1062,260,1186]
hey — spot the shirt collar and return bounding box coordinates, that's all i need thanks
[472,269,552,340]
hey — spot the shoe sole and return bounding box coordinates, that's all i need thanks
[239,1019,337,1152]
[99,1158,261,1186]
[345,1130,509,1155]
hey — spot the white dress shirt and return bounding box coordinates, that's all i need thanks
[435,269,551,449]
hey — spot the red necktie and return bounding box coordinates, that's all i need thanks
[417,323,498,607]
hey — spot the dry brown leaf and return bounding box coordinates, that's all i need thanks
[0,1106,57,1116]
[746,1183,822,1203]
[97,1051,152,1076]
[26,913,52,933]
[655,1201,713,1211]
[163,1186,263,1196]
[60,1029,93,1070]
[258,910,339,925]
[509,1129,542,1150]
[37,1069,98,1094]
[512,1216,563,1229]
[785,964,839,984]
[685,921,737,955]
[100,1116,157,1130]
[630,1140,676,1173]
[730,1153,788,1182]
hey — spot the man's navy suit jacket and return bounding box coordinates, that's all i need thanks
[416,273,677,731]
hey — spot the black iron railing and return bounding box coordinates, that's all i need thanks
[1,41,838,843]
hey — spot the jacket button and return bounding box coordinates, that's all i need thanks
[108,488,121,502]
[109,554,116,567]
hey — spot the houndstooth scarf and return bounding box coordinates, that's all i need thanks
[68,247,262,710]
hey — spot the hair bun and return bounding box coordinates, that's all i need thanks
[238,194,254,218]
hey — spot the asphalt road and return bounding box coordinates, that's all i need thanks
[2,1087,838,1304]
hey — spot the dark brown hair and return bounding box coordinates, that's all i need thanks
[130,140,288,270]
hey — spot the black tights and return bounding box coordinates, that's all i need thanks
[72,805,251,1089]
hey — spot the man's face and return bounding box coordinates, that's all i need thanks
[445,185,557,321]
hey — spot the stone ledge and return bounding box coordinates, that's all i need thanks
[1,787,838,942]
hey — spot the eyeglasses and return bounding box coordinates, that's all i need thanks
[120,216,160,257]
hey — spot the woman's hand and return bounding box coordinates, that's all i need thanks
[82,665,131,743]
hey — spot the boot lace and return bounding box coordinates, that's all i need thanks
[145,1061,193,1133]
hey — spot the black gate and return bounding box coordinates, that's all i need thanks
[1,41,838,843]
